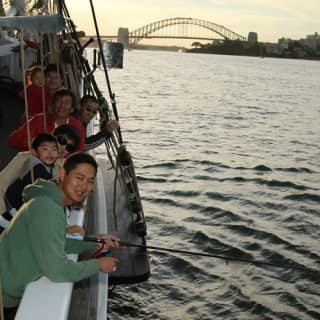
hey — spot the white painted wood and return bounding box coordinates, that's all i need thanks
[93,165,108,320]
[15,260,76,320]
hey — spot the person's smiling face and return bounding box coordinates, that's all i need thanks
[60,163,96,206]
[52,95,73,120]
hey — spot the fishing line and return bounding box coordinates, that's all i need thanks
[84,237,310,272]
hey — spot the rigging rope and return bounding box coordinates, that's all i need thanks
[39,33,47,132]
[60,0,145,238]
[20,28,34,183]
[88,0,123,143]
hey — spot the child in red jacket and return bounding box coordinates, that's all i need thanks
[19,66,50,122]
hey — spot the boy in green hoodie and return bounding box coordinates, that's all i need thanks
[0,152,119,314]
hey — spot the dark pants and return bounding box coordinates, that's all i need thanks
[3,307,18,320]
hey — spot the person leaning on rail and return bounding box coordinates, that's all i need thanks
[74,94,119,151]
[8,89,86,151]
[0,152,120,318]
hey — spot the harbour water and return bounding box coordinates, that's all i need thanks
[95,50,320,320]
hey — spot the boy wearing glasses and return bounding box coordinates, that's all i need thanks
[77,95,118,151]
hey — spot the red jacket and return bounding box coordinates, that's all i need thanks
[8,113,85,151]
[19,85,51,117]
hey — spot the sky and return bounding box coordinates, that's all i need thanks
[66,0,319,43]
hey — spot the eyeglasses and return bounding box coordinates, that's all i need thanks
[86,107,98,115]
[56,135,76,153]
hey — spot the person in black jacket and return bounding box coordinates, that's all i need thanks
[77,95,118,151]
[0,126,81,233]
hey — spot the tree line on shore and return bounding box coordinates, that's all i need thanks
[188,39,320,60]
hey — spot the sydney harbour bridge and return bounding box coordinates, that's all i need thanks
[101,17,247,47]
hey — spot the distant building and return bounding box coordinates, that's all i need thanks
[264,42,281,55]
[257,32,319,59]
[278,37,290,50]
[303,32,320,50]
[248,32,258,45]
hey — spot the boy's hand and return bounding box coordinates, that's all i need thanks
[104,120,119,133]
[66,225,85,236]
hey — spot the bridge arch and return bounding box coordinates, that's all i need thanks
[129,17,246,44]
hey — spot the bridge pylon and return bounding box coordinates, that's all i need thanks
[118,27,129,48]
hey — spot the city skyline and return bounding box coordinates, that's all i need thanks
[66,0,319,43]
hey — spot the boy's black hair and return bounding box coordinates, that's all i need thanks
[52,89,76,110]
[44,63,61,75]
[31,133,57,150]
[80,95,99,107]
[63,152,98,175]
[53,124,80,150]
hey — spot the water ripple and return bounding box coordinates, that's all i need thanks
[283,193,320,203]
[100,51,320,320]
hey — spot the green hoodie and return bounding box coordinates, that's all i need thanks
[0,179,99,307]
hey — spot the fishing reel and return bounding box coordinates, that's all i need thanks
[118,144,132,166]
[117,145,147,237]
[128,195,147,237]
[135,219,147,237]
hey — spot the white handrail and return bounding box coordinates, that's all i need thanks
[92,163,109,320]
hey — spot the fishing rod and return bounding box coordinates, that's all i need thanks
[88,0,123,143]
[84,237,309,272]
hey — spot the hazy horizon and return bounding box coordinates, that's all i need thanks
[66,0,319,45]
